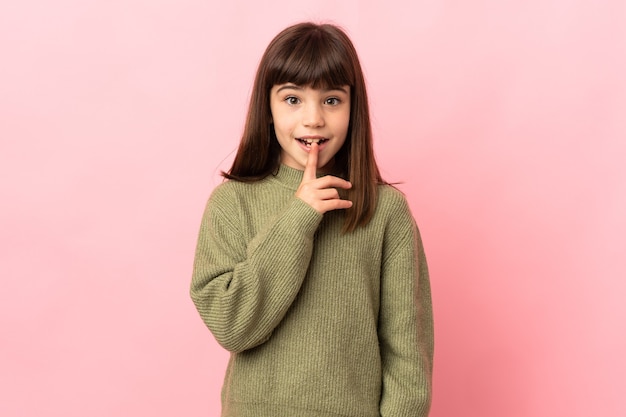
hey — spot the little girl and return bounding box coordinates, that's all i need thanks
[191,22,434,417]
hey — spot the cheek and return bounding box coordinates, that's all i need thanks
[271,119,288,137]
[339,113,351,136]
[272,112,295,134]
[342,107,351,126]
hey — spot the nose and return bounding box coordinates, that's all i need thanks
[302,103,324,128]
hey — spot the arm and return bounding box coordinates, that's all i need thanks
[379,203,434,416]
[190,188,322,353]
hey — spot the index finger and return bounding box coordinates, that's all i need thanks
[303,142,319,181]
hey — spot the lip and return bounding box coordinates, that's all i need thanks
[295,136,330,152]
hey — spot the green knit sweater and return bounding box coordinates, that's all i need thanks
[190,164,433,417]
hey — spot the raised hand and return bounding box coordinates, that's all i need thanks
[295,143,353,214]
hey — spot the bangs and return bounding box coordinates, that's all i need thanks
[266,29,355,89]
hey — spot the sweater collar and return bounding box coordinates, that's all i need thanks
[270,163,346,190]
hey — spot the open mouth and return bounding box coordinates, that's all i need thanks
[296,137,329,148]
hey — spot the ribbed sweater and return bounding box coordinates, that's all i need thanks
[190,164,434,417]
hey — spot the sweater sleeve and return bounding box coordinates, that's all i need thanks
[190,186,323,353]
[378,198,434,417]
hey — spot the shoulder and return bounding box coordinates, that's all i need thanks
[201,178,272,233]
[374,185,424,260]
[207,178,265,205]
[208,179,242,201]
[373,184,419,241]
[376,184,413,220]
[202,180,254,224]
[204,176,283,218]
[378,184,408,204]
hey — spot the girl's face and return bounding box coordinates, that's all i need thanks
[270,83,350,172]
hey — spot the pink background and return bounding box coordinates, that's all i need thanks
[1,1,625,416]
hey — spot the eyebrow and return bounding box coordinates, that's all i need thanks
[275,84,349,94]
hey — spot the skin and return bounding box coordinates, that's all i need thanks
[295,142,352,214]
[269,83,353,214]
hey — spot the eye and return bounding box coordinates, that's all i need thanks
[285,96,300,105]
[325,97,341,106]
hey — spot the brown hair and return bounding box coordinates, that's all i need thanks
[223,22,385,232]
